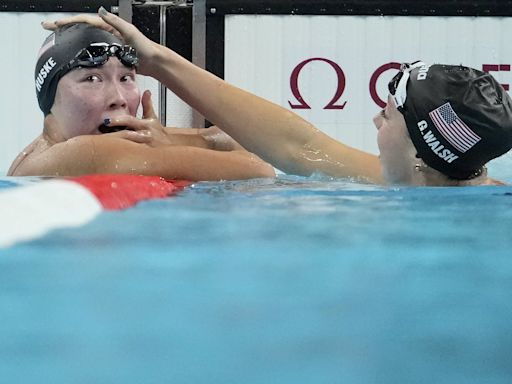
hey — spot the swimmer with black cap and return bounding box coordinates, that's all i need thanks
[40,8,512,186]
[8,22,275,180]
[382,61,512,185]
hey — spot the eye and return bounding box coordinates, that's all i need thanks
[380,109,387,118]
[84,74,101,82]
[121,73,136,82]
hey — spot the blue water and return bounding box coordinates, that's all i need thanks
[1,175,512,383]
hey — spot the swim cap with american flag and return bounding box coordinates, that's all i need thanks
[393,63,512,179]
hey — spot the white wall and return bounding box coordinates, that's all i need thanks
[225,15,512,157]
[0,11,193,175]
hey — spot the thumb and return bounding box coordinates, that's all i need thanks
[142,90,158,120]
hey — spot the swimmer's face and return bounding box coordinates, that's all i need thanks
[373,96,417,184]
[51,58,140,139]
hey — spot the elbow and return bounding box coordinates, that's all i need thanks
[259,162,277,178]
[239,158,276,180]
[229,151,276,180]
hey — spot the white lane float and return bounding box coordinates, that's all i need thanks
[0,174,190,248]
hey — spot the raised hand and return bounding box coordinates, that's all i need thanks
[41,12,119,36]
[42,7,160,76]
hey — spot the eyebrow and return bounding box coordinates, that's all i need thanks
[72,64,136,74]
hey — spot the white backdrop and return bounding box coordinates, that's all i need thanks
[225,15,512,157]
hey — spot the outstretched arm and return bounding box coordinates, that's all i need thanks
[11,135,275,180]
[43,9,382,183]
[11,103,274,180]
[149,47,381,182]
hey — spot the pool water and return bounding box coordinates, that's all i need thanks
[1,175,512,383]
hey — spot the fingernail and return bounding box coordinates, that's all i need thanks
[98,6,108,16]
[104,118,111,126]
[147,90,152,97]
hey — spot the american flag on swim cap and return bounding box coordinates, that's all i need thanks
[429,102,481,153]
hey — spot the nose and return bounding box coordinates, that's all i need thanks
[373,113,381,130]
[106,81,128,111]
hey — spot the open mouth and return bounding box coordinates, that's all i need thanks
[98,124,130,134]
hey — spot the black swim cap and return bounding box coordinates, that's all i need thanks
[392,63,512,179]
[35,23,125,115]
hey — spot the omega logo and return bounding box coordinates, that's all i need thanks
[289,59,511,110]
[288,58,347,110]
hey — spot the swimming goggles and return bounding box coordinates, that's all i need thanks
[66,42,139,70]
[388,61,426,109]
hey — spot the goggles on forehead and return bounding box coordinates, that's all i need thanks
[66,42,138,71]
[388,61,426,109]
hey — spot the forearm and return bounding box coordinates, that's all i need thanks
[100,146,276,181]
[13,137,275,181]
[43,138,275,180]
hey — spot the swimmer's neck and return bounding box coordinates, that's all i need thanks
[409,164,502,186]
[479,177,507,186]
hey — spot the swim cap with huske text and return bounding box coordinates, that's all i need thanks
[35,23,124,115]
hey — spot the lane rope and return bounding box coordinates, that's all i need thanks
[0,174,190,248]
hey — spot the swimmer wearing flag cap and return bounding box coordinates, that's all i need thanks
[37,7,512,186]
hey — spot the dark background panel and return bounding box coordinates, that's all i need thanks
[133,4,193,61]
[206,15,224,79]
[205,0,512,16]
[3,0,512,16]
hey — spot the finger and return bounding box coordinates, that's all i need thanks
[141,90,158,120]
[42,15,122,38]
[105,116,147,131]
[104,129,151,143]
[41,20,58,31]
[55,15,104,28]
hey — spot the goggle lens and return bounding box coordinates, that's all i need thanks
[68,43,138,70]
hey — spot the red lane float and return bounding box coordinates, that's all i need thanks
[0,174,191,248]
[70,174,191,210]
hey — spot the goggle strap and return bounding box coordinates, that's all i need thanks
[392,61,426,109]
